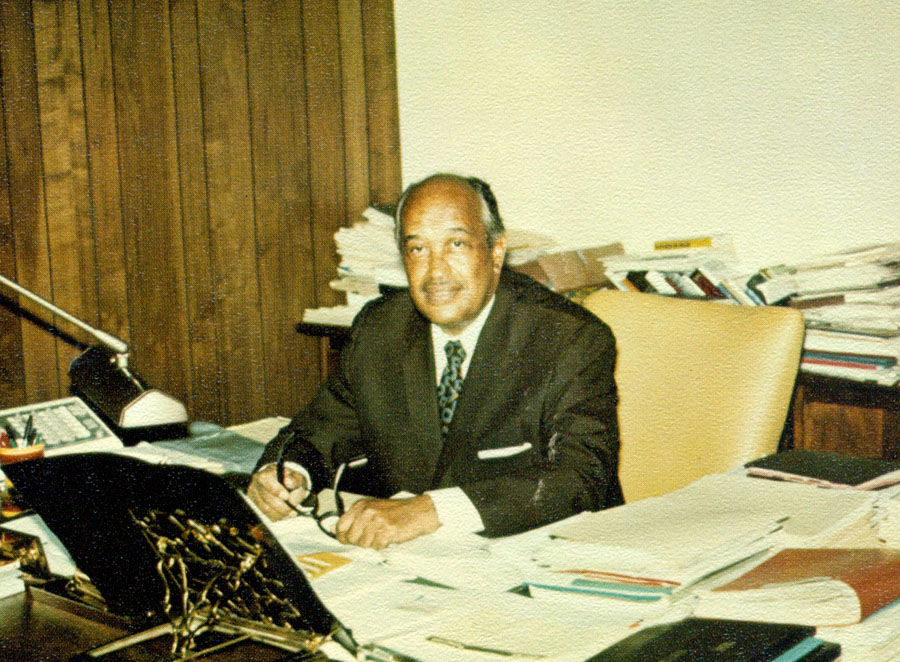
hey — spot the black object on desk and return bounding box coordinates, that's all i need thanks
[585,618,837,662]
[4,453,357,661]
[746,448,900,490]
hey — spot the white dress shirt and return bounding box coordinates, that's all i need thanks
[426,295,496,533]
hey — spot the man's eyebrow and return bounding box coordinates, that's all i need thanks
[403,227,475,243]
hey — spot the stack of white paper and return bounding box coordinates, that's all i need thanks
[304,206,558,326]
[519,473,876,602]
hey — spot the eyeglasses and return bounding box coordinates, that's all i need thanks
[314,456,368,538]
[276,441,367,540]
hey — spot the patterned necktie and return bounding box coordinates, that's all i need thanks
[437,340,466,436]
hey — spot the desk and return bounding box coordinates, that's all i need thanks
[5,423,900,660]
[295,321,350,379]
[0,590,126,662]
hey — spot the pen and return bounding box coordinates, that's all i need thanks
[22,415,33,447]
[275,430,296,488]
[426,636,545,659]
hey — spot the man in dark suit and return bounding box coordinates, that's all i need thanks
[248,174,623,548]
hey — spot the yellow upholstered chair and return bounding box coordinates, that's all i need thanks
[580,290,805,503]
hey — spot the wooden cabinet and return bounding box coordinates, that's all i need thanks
[788,373,900,460]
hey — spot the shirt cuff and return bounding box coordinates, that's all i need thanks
[427,487,485,533]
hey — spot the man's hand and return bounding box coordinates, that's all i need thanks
[247,465,309,521]
[335,494,440,549]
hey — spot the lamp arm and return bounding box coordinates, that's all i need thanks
[0,272,130,359]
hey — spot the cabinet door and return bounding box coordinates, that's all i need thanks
[791,374,900,460]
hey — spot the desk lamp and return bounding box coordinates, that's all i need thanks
[0,273,188,432]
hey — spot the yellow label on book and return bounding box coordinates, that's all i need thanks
[296,551,352,579]
[653,237,713,251]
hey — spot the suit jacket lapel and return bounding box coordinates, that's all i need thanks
[400,311,445,484]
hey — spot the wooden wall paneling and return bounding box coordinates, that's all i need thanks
[0,0,402,423]
[32,0,98,388]
[302,0,348,309]
[244,0,322,416]
[195,0,266,423]
[337,0,371,222]
[361,0,401,205]
[168,0,221,423]
[0,0,61,404]
[108,1,192,406]
[78,0,130,348]
[0,36,27,406]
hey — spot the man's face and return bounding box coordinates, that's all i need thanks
[400,180,506,335]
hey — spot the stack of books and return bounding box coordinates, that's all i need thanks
[749,243,900,385]
[600,235,760,304]
[602,240,900,385]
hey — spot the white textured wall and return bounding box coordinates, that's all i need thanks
[394,2,900,269]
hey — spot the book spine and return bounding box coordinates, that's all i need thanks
[605,270,639,292]
[802,350,897,369]
[626,270,655,293]
[690,269,727,299]
[801,357,879,371]
[644,271,679,296]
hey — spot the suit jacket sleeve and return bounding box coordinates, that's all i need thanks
[457,318,622,536]
[254,315,368,493]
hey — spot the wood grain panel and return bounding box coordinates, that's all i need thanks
[108,0,191,400]
[196,0,266,421]
[78,0,130,344]
[337,0,371,222]
[0,0,401,426]
[168,0,221,422]
[797,401,884,458]
[244,0,322,415]
[0,0,60,404]
[0,44,27,406]
[32,0,97,386]
[362,0,401,205]
[302,0,347,308]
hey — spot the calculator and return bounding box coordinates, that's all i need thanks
[0,396,122,455]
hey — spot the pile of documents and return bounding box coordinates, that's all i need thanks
[507,473,876,611]
[603,240,900,385]
[303,206,557,326]
[751,243,900,385]
[0,547,24,599]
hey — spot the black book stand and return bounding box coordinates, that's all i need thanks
[5,453,359,662]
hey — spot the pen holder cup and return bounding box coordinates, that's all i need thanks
[0,443,44,517]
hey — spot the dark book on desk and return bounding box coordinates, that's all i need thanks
[746,448,900,490]
[585,618,836,661]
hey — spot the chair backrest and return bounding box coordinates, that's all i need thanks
[580,290,805,502]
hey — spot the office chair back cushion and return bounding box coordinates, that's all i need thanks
[581,290,804,502]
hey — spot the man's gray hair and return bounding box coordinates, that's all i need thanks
[394,174,505,250]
